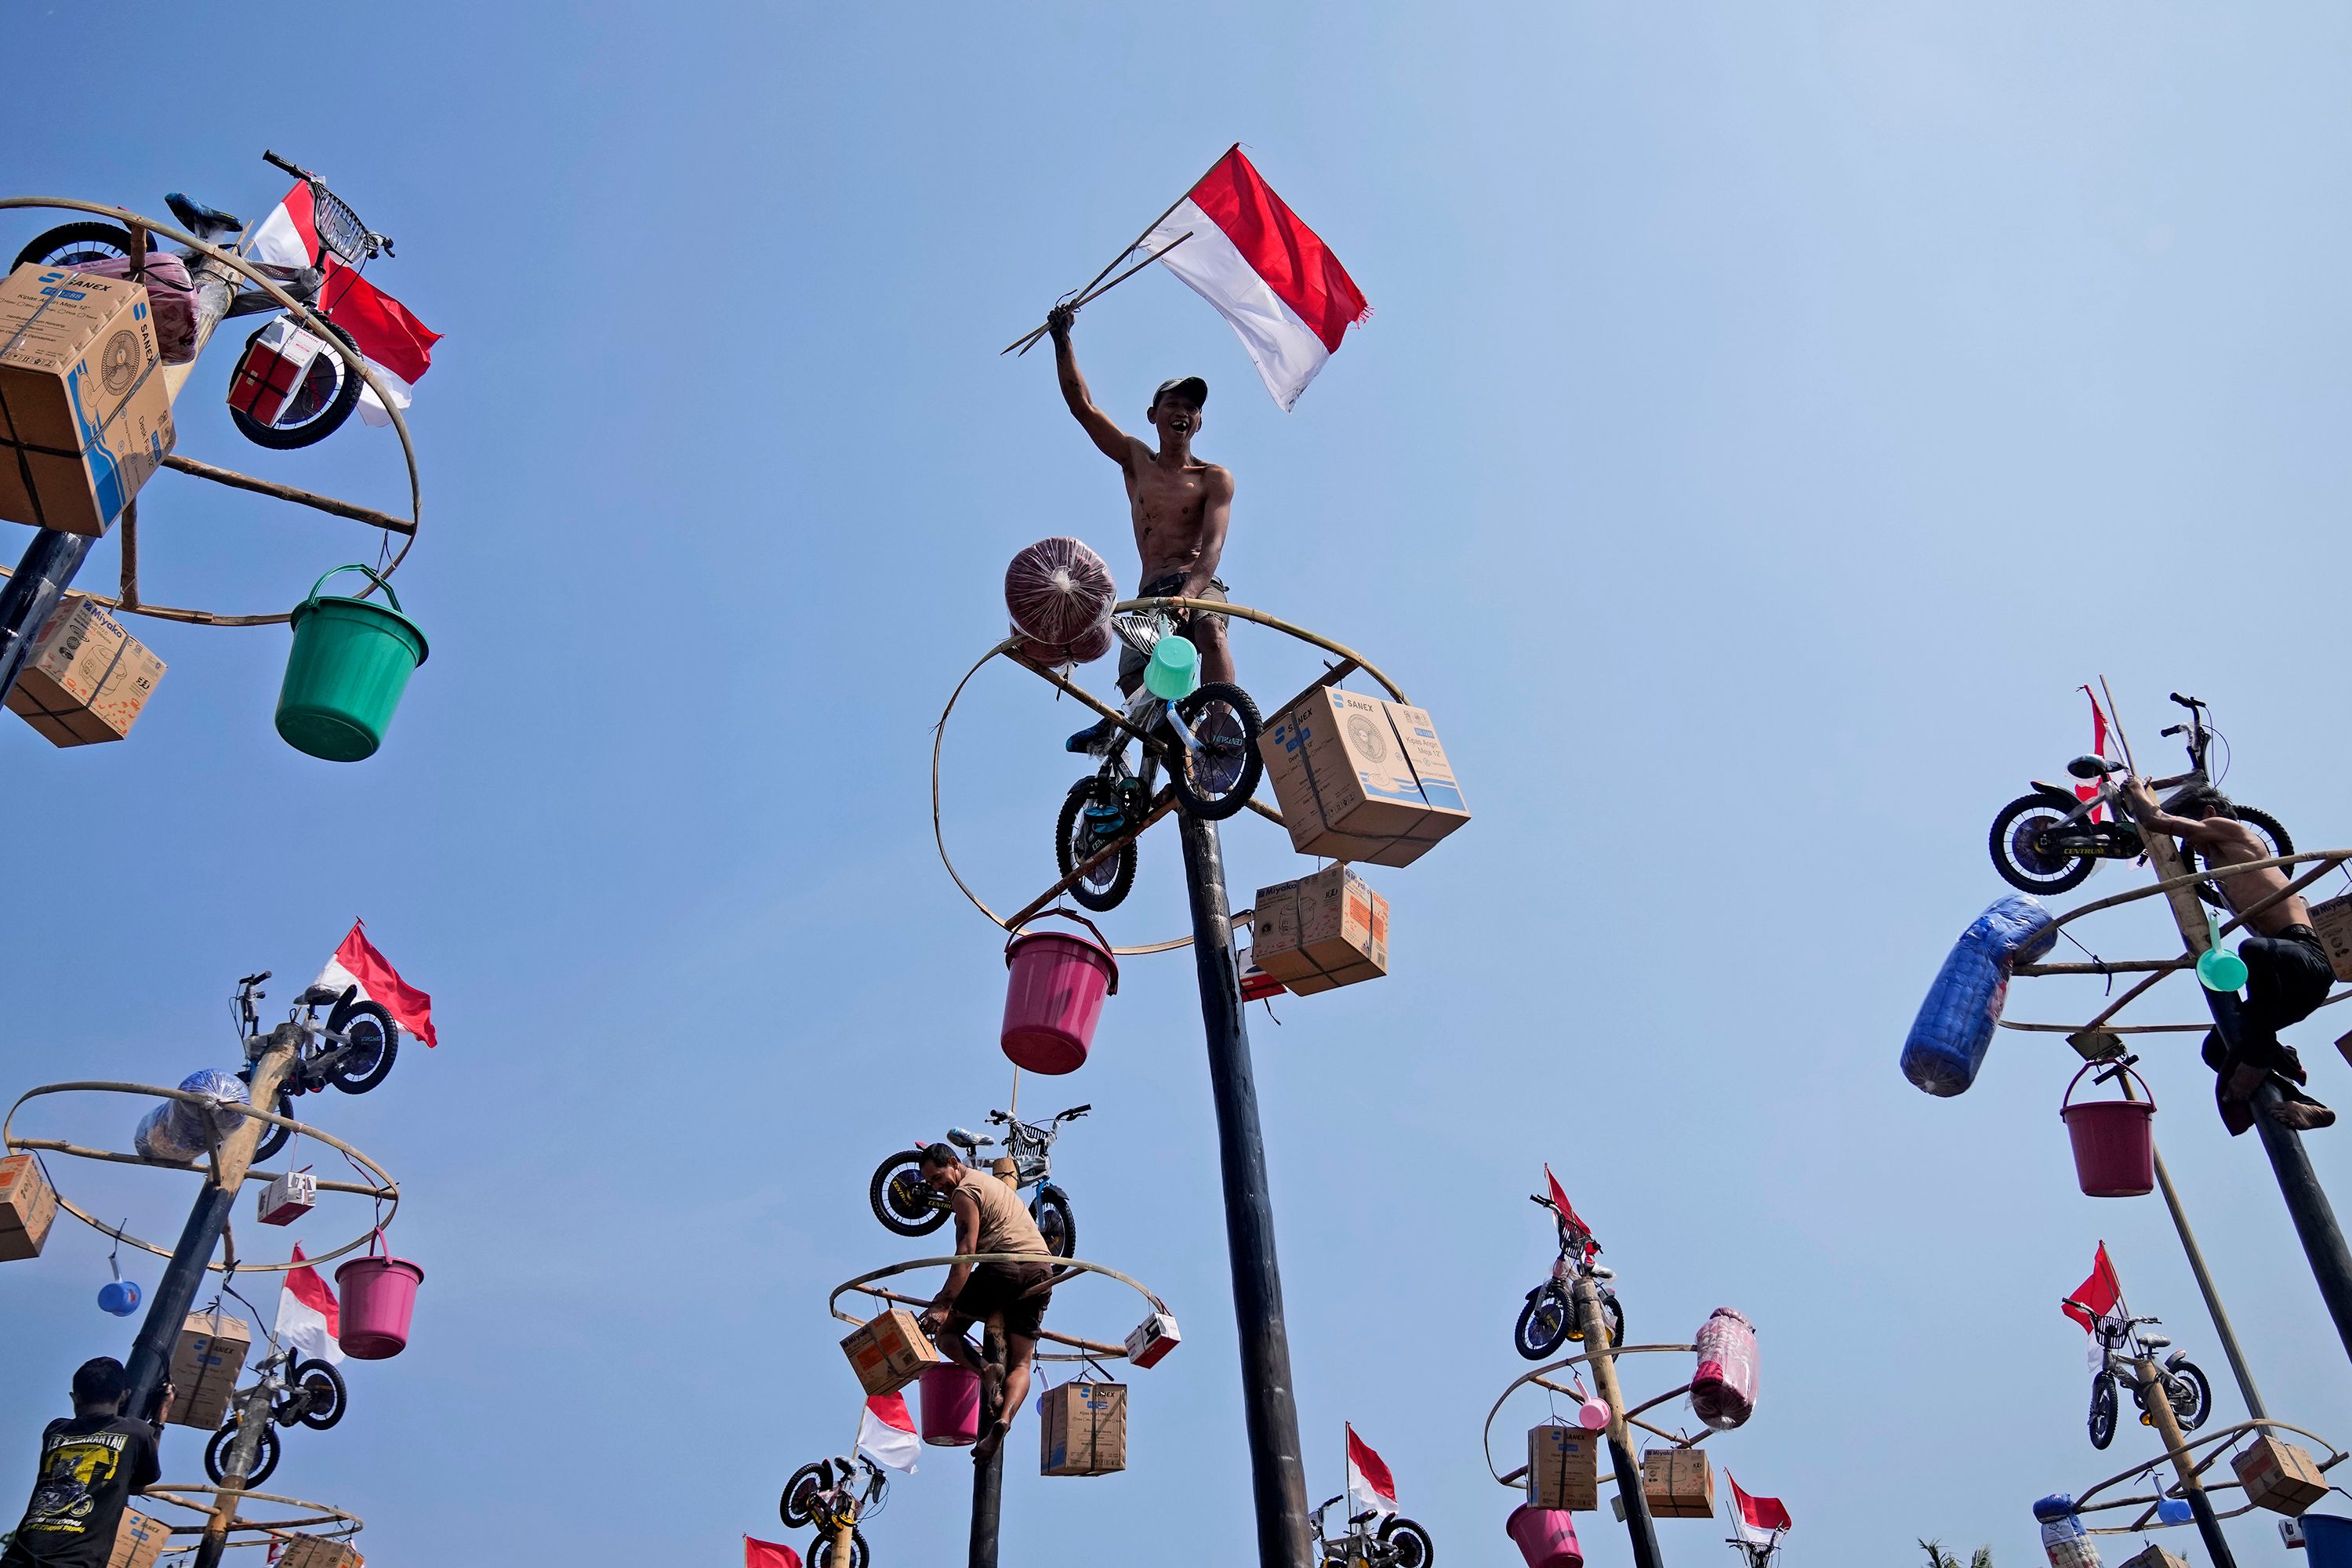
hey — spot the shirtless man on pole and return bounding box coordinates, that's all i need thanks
[2125,779,2337,1133]
[1047,302,1236,752]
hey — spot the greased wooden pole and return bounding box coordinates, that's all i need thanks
[2136,1352,2236,1568]
[1575,1274,1663,1568]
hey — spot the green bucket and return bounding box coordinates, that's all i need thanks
[275,564,430,762]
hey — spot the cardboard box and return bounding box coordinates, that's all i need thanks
[168,1311,251,1429]
[2309,895,2352,984]
[2234,1434,2329,1515]
[0,263,176,535]
[1527,1424,1599,1511]
[0,1152,58,1262]
[273,1535,365,1568]
[1039,1380,1127,1475]
[1124,1310,1181,1370]
[1250,865,1389,996]
[2118,1548,2191,1568]
[225,318,326,427]
[840,1309,943,1397]
[1258,684,1468,868]
[1641,1448,1715,1519]
[5,595,165,746]
[108,1506,171,1568]
[256,1170,317,1227]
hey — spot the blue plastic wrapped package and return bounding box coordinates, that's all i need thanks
[132,1069,250,1163]
[1902,895,2057,1097]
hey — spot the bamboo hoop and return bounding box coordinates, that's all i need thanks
[1478,1344,1701,1487]
[4,1080,399,1274]
[931,597,1410,956]
[0,195,423,626]
[829,1252,1169,1363]
[2067,1417,2345,1532]
[139,1483,362,1544]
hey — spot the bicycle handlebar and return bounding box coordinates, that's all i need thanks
[2170,692,2203,712]
[263,150,314,183]
[1057,1104,1091,1120]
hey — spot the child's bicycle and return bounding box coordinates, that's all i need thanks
[230,971,401,1163]
[868,1105,1088,1258]
[1514,1192,1624,1361]
[201,1343,348,1488]
[779,1454,888,1568]
[1051,609,1264,913]
[2086,1314,2212,1450]
[1311,1496,1435,1568]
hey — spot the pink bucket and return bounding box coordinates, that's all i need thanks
[1508,1504,1583,1568]
[920,1363,982,1446]
[333,1231,423,1360]
[2060,1062,2156,1198]
[1001,913,1119,1076]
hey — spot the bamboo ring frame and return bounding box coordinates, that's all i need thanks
[4,1080,401,1275]
[139,1483,362,1549]
[2064,1417,2346,1533]
[1479,1344,1703,1488]
[932,597,1410,956]
[829,1252,1171,1364]
[0,196,422,626]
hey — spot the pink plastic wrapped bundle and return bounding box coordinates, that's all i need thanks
[1013,619,1115,668]
[1005,538,1117,647]
[1690,1307,1758,1431]
[69,253,201,363]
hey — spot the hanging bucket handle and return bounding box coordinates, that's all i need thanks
[302,563,405,616]
[2060,1060,2154,1116]
[1006,908,1119,995]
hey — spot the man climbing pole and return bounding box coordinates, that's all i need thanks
[2,1359,171,1568]
[2124,779,2337,1133]
[915,1144,1055,1463]
[1046,301,1236,752]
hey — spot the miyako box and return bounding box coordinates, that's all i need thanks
[0,1152,58,1262]
[0,263,176,536]
[1250,865,1388,996]
[4,594,166,746]
[1258,684,1468,868]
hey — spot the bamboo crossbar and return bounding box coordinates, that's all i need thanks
[162,455,416,535]
[847,1284,1126,1359]
[3,1138,389,1198]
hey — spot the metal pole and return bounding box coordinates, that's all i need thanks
[1576,1274,1664,1568]
[968,1327,1004,1568]
[2136,1352,2236,1568]
[1177,811,1312,1568]
[2149,1144,2267,1417]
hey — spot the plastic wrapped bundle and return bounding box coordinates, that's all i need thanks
[1690,1307,1758,1431]
[67,254,201,363]
[1012,618,1116,669]
[1901,894,2057,1098]
[133,1069,251,1163]
[2034,1494,2100,1568]
[1005,538,1117,648]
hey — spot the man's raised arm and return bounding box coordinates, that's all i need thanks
[1050,306,1135,465]
[2124,777,2232,846]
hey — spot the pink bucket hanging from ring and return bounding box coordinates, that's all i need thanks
[1002,911,1120,1075]
[1507,1503,1583,1568]
[2060,1060,2156,1198]
[920,1362,982,1446]
[334,1229,424,1359]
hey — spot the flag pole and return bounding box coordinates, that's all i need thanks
[1000,143,1240,354]
[1004,233,1196,357]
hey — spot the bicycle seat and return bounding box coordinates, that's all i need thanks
[164,192,246,243]
[2067,755,2120,779]
[2140,1333,2170,1351]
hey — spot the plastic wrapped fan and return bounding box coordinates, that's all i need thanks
[132,1069,251,1163]
[1690,1307,1759,1431]
[1901,894,2058,1097]
[1005,538,1117,647]
[69,253,201,364]
[1013,619,1116,668]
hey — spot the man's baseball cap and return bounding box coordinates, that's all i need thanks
[1152,376,1208,409]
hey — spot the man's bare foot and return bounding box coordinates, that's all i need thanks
[2266,1098,2337,1131]
[972,1418,1011,1462]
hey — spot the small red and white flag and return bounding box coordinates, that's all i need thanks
[2062,1241,2128,1372]
[858,1393,920,1475]
[312,921,437,1047]
[2075,686,2114,823]
[1726,1472,1793,1545]
[1143,147,1370,411]
[1345,1424,1396,1519]
[744,1537,803,1568]
[1545,1164,1597,1256]
[275,1243,343,1366]
[246,183,441,426]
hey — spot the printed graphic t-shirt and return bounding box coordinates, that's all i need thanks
[10,1415,162,1566]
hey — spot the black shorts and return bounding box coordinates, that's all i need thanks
[952,1261,1053,1341]
[1119,573,1229,688]
[2241,925,2334,1036]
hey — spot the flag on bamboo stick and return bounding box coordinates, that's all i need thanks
[858,1393,920,1474]
[1546,1164,1597,1256]
[312,921,437,1047]
[2062,1241,2127,1371]
[275,1244,343,1365]
[246,183,441,426]
[2075,686,2114,822]
[1142,147,1370,411]
[743,1537,802,1568]
[1345,1424,1396,1519]
[1726,1472,1792,1544]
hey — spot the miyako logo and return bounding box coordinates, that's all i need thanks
[1345,712,1388,763]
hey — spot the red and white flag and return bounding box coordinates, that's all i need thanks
[1726,1472,1792,1544]
[312,921,437,1047]
[247,183,441,426]
[1545,1164,1597,1255]
[2062,1241,2127,1371]
[744,1537,803,1568]
[1142,147,1370,411]
[275,1244,343,1365]
[858,1393,920,1475]
[1345,1424,1396,1519]
[2075,686,2114,822]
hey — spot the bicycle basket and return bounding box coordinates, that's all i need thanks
[308,183,376,267]
[1110,610,1176,660]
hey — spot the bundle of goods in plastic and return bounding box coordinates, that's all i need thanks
[1005,537,1117,666]
[133,1070,251,1162]
[1690,1306,1758,1431]
[1902,894,2056,1097]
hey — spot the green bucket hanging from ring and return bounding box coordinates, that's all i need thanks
[275,564,430,762]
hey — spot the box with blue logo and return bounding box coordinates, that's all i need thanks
[1258,684,1469,868]
[0,263,177,536]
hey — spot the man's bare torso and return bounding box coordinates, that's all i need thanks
[1122,439,1229,583]
[2198,818,2307,934]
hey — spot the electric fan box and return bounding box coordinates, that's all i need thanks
[0,1152,57,1261]
[840,1308,943,1396]
[4,594,165,746]
[1641,1448,1715,1518]
[0,263,177,536]
[273,1535,364,1568]
[2233,1434,2329,1515]
[108,1506,169,1568]
[1250,865,1389,996]
[1039,1381,1127,1476]
[2308,893,2352,983]
[1526,1423,1599,1511]
[1258,684,1468,869]
[168,1309,251,1429]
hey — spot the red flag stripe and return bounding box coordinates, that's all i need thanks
[285,1243,339,1331]
[1345,1423,1396,1503]
[1726,1472,1792,1532]
[1187,149,1369,353]
[332,922,437,1047]
[2062,1241,2124,1334]
[745,1537,803,1568]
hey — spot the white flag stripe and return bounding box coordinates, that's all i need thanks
[858,1399,920,1474]
[1145,198,1333,412]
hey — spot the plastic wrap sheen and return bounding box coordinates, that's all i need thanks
[1690,1307,1758,1431]
[1004,538,1117,646]
[1901,894,2057,1097]
[69,254,201,364]
[132,1069,251,1163]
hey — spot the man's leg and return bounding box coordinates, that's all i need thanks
[1194,612,1235,688]
[972,1330,1037,1461]
[2228,935,2336,1129]
[934,1311,985,1372]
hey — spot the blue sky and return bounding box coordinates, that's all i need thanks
[6,4,2352,1564]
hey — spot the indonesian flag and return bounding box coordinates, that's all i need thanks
[1726,1472,1793,1544]
[1344,1424,1396,1519]
[2062,1241,2127,1372]
[2075,686,2114,823]
[246,183,441,426]
[743,1537,803,1568]
[313,921,437,1047]
[275,1244,343,1365]
[857,1393,920,1475]
[1143,147,1370,411]
[1546,1165,1598,1257]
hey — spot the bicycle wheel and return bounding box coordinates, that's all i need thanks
[2088,1374,2118,1450]
[1513,1287,1571,1361]
[1379,1516,1436,1568]
[290,1359,347,1431]
[811,1527,868,1568]
[230,318,365,450]
[1989,795,2097,895]
[2168,1360,2212,1432]
[1033,1183,1077,1259]
[324,998,398,1094]
[1166,682,1264,821]
[251,1087,295,1163]
[779,1463,828,1529]
[205,1423,281,1488]
[1054,779,1137,913]
[13,222,136,271]
[868,1152,950,1238]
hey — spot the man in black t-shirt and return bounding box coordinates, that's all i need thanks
[2,1358,171,1568]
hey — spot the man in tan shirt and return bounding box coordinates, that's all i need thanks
[916,1143,1056,1461]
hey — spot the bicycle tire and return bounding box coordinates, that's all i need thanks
[1989,794,2098,895]
[868,1151,950,1238]
[1166,682,1264,822]
[1033,1182,1077,1259]
[2169,1359,2212,1432]
[779,1462,828,1529]
[251,1086,296,1163]
[13,222,137,271]
[1380,1515,1436,1568]
[1054,779,1137,913]
[812,1527,868,1568]
[205,1423,281,1489]
[291,1359,347,1431]
[230,318,364,450]
[2089,1374,2118,1450]
[324,998,398,1094]
[1513,1287,1571,1361]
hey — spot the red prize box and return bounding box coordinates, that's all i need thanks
[1123,1310,1181,1369]
[226,321,327,426]
[256,1170,317,1228]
